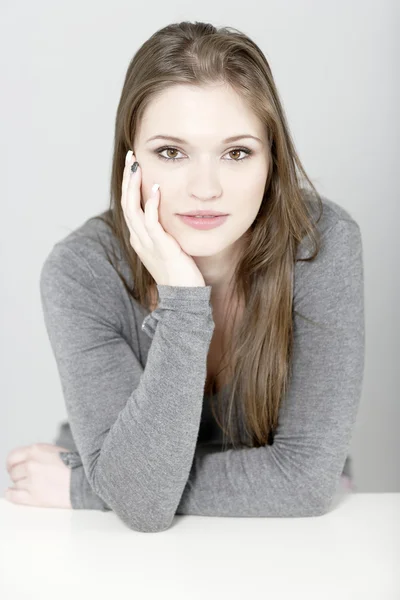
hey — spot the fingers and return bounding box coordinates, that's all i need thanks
[6,445,31,474]
[127,158,149,241]
[121,151,138,213]
[144,184,161,234]
[6,443,70,475]
[4,488,31,505]
[38,444,71,453]
[122,151,149,247]
[121,151,163,251]
[121,150,133,199]
[8,461,29,484]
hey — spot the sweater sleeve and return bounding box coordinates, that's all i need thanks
[174,219,365,517]
[40,244,215,532]
[44,217,365,521]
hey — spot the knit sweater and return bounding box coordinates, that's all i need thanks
[39,194,365,532]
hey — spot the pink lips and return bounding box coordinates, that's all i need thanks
[177,214,228,230]
[179,211,228,217]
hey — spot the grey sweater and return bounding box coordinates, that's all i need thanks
[39,195,365,532]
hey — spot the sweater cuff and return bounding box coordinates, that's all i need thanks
[141,284,213,339]
[70,464,111,511]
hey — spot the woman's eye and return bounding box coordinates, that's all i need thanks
[157,147,183,161]
[155,147,253,163]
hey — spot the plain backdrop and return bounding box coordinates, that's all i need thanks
[1,0,399,496]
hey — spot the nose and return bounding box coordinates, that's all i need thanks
[187,164,223,200]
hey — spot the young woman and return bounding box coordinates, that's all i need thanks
[5,21,363,531]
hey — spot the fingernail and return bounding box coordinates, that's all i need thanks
[126,150,133,165]
[151,183,160,194]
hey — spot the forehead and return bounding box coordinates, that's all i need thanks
[138,84,266,144]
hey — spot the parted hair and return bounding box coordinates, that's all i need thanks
[92,21,323,450]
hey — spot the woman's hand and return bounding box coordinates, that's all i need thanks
[4,442,72,509]
[121,150,206,287]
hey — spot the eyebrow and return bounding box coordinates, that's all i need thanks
[145,134,263,145]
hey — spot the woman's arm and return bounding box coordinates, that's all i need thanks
[54,423,110,511]
[40,243,215,532]
[53,218,364,518]
[174,219,365,516]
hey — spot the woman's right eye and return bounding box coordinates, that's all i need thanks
[156,147,183,162]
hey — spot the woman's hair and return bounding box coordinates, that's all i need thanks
[91,21,323,450]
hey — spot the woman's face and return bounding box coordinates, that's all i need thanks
[133,83,270,261]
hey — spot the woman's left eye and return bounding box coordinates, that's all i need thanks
[155,147,253,163]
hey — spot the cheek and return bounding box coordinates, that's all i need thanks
[231,178,265,210]
[140,186,154,210]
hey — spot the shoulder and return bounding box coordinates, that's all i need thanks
[40,211,133,288]
[39,213,138,326]
[293,193,364,325]
[296,192,363,265]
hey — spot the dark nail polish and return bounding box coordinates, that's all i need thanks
[131,161,139,173]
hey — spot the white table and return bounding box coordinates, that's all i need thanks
[0,493,398,599]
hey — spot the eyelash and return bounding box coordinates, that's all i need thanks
[155,146,253,164]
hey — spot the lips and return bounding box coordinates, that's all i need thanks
[178,214,228,229]
[179,211,227,217]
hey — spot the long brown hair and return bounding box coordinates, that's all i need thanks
[90,21,323,450]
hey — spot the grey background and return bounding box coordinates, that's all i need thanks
[1,0,399,494]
